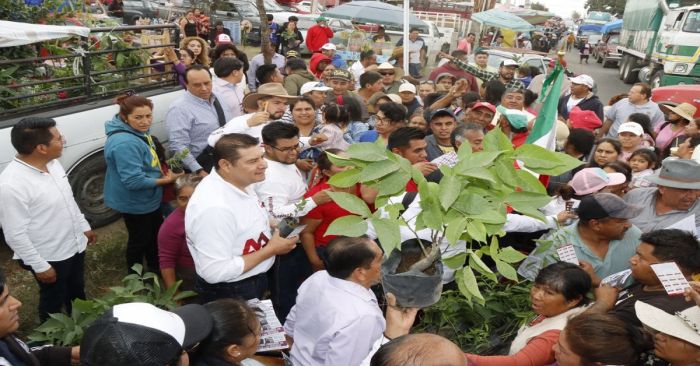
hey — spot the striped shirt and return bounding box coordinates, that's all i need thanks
[452,59,525,90]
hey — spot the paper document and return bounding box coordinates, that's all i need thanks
[601,269,632,287]
[651,262,690,296]
[431,152,458,168]
[247,299,289,352]
[556,244,579,265]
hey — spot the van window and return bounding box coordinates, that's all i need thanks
[683,10,700,33]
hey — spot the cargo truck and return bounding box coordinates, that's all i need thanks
[617,0,700,87]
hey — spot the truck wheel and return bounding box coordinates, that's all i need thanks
[68,152,121,228]
[619,55,627,80]
[650,71,664,89]
[622,57,637,84]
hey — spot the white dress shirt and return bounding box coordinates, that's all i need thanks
[208,113,266,147]
[284,271,385,366]
[349,60,365,89]
[0,159,90,272]
[185,169,274,283]
[212,77,245,119]
[254,159,317,220]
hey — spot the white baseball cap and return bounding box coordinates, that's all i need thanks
[398,83,416,94]
[386,94,402,103]
[500,59,519,67]
[300,81,332,96]
[321,43,336,51]
[569,74,595,89]
[618,122,644,136]
[377,62,394,70]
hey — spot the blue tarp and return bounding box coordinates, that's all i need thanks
[578,24,603,33]
[600,19,623,34]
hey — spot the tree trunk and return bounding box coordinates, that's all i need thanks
[256,0,273,64]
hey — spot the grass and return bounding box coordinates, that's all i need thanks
[1,220,129,337]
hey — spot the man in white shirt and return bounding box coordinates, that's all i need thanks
[255,121,331,321]
[401,28,425,78]
[212,57,245,119]
[285,236,417,366]
[185,133,298,302]
[0,117,96,321]
[349,50,377,89]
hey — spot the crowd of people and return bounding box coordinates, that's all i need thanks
[1,17,700,366]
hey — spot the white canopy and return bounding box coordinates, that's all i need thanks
[0,21,90,48]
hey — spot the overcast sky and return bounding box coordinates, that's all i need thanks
[518,0,587,19]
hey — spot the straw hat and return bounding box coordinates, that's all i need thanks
[636,301,700,347]
[661,102,697,122]
[242,83,299,111]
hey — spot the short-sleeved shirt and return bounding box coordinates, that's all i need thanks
[518,222,642,282]
[610,283,694,327]
[304,182,364,247]
[623,187,700,232]
[605,98,665,137]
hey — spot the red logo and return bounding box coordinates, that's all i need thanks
[243,233,269,254]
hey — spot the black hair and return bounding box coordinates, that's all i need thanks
[213,57,243,78]
[475,50,488,57]
[317,148,343,173]
[378,102,408,123]
[326,236,376,279]
[484,79,506,105]
[626,113,653,136]
[289,95,316,110]
[687,135,700,149]
[213,133,260,169]
[256,64,279,86]
[184,64,212,84]
[535,262,591,305]
[602,161,632,183]
[0,269,5,296]
[340,95,363,121]
[589,138,622,168]
[11,117,57,155]
[641,229,700,274]
[421,92,446,112]
[212,43,249,72]
[360,49,375,61]
[266,14,274,21]
[450,49,467,58]
[387,127,426,151]
[518,67,532,78]
[288,15,298,21]
[629,149,659,170]
[197,299,259,361]
[468,32,475,37]
[261,121,299,146]
[359,71,382,89]
[451,122,483,149]
[179,48,195,61]
[461,92,481,110]
[285,57,307,72]
[523,89,538,108]
[529,65,542,77]
[323,104,350,128]
[409,27,420,33]
[566,128,595,156]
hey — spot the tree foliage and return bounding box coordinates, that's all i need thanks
[530,2,549,11]
[584,0,626,16]
[571,10,582,21]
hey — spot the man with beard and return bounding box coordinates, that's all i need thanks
[655,102,697,153]
[207,83,298,143]
[440,53,525,90]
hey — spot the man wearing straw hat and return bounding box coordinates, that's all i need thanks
[208,83,299,145]
[623,159,700,232]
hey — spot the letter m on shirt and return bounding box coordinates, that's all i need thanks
[243,233,270,254]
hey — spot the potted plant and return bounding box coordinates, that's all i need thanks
[323,129,582,306]
[166,148,189,173]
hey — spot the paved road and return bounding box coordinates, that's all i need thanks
[561,47,631,106]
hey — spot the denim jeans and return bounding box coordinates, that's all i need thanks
[409,63,422,77]
[19,251,85,322]
[195,273,268,303]
[269,245,311,322]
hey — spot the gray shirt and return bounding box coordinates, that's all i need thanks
[247,52,287,92]
[165,91,233,172]
[623,187,700,232]
[605,98,664,137]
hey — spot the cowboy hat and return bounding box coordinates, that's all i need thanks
[661,102,697,122]
[646,158,700,189]
[242,83,298,111]
[636,301,700,347]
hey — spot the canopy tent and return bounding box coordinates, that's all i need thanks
[504,8,556,25]
[600,19,623,34]
[0,20,89,47]
[471,9,535,32]
[322,1,427,29]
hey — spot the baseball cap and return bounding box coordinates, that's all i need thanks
[435,73,457,82]
[300,81,332,95]
[386,94,402,103]
[471,101,496,114]
[575,193,643,220]
[377,62,394,70]
[315,16,329,22]
[215,34,232,45]
[500,59,519,67]
[570,168,627,196]
[321,43,337,51]
[286,50,299,58]
[398,83,416,94]
[496,105,529,130]
[327,69,351,81]
[618,122,644,136]
[569,74,595,89]
[81,303,213,366]
[569,107,602,131]
[430,108,455,121]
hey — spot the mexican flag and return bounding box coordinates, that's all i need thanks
[525,61,566,150]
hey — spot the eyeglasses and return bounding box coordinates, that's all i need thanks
[379,72,395,76]
[375,115,391,124]
[269,142,302,152]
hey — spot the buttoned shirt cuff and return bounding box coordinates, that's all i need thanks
[30,259,52,274]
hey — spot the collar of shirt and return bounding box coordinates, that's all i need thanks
[214,77,238,90]
[209,167,258,200]
[13,157,51,175]
[327,273,377,304]
[185,90,216,106]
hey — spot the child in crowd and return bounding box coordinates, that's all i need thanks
[317,104,350,150]
[628,149,658,189]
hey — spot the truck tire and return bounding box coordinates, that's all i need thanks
[619,55,628,80]
[650,71,664,89]
[621,57,637,84]
[68,152,121,228]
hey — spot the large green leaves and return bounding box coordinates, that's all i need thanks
[438,174,461,211]
[514,144,584,175]
[327,191,372,217]
[327,168,362,188]
[325,215,368,237]
[370,218,401,255]
[346,142,388,162]
[505,191,552,222]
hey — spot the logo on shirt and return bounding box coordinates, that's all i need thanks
[243,233,270,254]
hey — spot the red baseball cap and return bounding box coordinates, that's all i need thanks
[569,107,602,131]
[471,101,496,113]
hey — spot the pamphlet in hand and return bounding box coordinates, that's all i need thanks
[556,244,579,265]
[285,224,306,239]
[247,298,289,352]
[431,152,458,168]
[650,262,691,296]
[601,269,632,287]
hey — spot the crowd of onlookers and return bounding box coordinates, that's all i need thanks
[1,19,700,366]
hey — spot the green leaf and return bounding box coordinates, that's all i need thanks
[325,215,368,237]
[453,192,490,215]
[455,151,503,172]
[466,220,487,243]
[438,174,461,211]
[493,160,519,188]
[495,259,519,281]
[377,170,412,196]
[421,199,444,230]
[327,191,372,217]
[461,267,485,304]
[361,159,400,181]
[468,250,494,275]
[327,168,362,187]
[483,128,514,152]
[458,166,497,184]
[498,247,528,263]
[489,236,499,258]
[515,169,547,194]
[505,191,550,222]
[370,218,402,255]
[327,151,357,167]
[513,144,584,175]
[445,217,468,246]
[444,252,467,269]
[347,142,389,162]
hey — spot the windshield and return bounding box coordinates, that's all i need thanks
[263,0,285,12]
[608,35,620,44]
[587,12,612,22]
[683,10,700,33]
[232,1,258,17]
[580,30,601,36]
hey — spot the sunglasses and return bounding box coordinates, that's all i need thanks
[379,72,395,76]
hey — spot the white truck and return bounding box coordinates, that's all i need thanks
[0,22,184,227]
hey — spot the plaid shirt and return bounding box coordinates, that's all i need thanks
[452,59,525,90]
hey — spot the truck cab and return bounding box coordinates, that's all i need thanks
[650,5,700,87]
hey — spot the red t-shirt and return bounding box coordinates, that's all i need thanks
[304,182,365,247]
